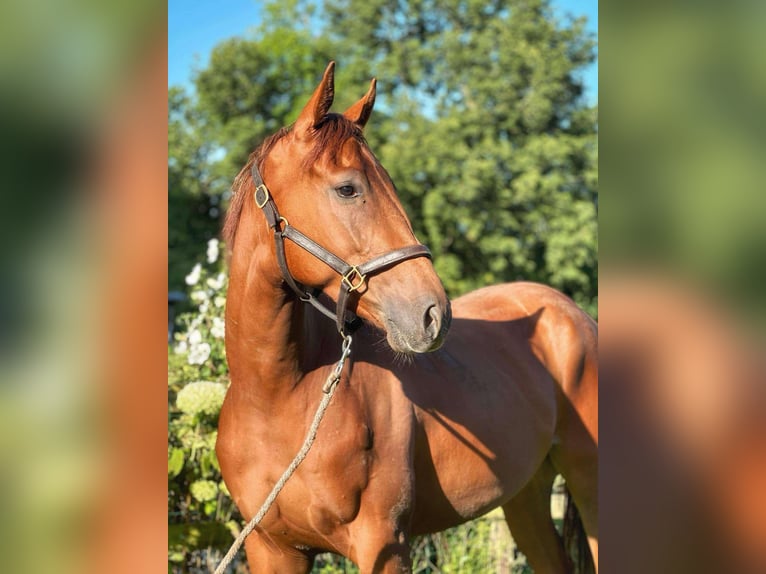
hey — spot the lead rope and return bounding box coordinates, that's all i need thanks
[213,335,353,574]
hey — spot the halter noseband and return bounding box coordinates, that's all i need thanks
[251,163,432,336]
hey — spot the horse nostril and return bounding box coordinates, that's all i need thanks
[424,305,441,340]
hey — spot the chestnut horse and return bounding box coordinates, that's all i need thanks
[217,62,598,573]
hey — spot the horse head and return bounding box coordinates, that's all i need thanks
[234,62,450,353]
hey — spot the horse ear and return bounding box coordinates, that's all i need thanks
[343,78,376,128]
[295,61,335,135]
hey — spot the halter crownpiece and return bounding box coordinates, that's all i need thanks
[251,163,432,336]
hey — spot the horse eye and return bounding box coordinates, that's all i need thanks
[335,185,357,198]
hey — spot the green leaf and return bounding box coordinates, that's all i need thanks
[199,449,220,478]
[203,500,217,516]
[167,447,185,478]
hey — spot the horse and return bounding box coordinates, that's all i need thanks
[217,61,598,573]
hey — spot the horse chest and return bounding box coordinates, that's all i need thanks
[254,410,377,527]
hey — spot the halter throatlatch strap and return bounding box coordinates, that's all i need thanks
[251,163,432,335]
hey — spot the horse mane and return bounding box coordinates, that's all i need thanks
[222,114,366,246]
[222,126,288,245]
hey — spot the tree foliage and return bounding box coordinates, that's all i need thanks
[169,0,597,315]
[324,0,597,312]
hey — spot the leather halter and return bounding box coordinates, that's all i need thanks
[251,163,432,336]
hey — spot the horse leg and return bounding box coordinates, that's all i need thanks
[243,534,314,574]
[354,541,412,573]
[550,414,599,572]
[502,458,572,573]
[544,311,599,572]
[347,518,412,573]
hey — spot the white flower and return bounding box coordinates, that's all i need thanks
[187,342,211,365]
[188,329,202,345]
[185,263,202,286]
[173,340,188,354]
[206,238,220,264]
[190,290,208,303]
[206,272,225,291]
[176,381,227,416]
[199,300,210,314]
[211,317,225,339]
[187,317,202,336]
[214,296,226,308]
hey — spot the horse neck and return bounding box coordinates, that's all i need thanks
[224,209,336,406]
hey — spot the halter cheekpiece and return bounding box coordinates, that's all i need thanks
[251,163,432,336]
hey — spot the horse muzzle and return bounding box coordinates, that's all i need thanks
[383,296,452,354]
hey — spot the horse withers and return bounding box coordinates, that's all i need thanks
[217,62,598,573]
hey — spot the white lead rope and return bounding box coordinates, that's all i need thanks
[213,335,353,574]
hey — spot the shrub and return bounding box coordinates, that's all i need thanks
[168,239,239,570]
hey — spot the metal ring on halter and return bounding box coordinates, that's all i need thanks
[342,266,367,292]
[323,334,354,392]
[278,216,289,231]
[254,184,270,208]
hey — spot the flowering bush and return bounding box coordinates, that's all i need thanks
[176,381,227,417]
[172,239,229,380]
[168,239,239,568]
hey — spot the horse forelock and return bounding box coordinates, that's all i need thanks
[223,115,368,246]
[303,113,367,168]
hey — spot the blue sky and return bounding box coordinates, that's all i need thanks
[169,0,597,103]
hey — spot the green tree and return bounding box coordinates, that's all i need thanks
[193,29,336,181]
[168,86,223,291]
[168,20,336,291]
[170,0,597,313]
[325,0,598,314]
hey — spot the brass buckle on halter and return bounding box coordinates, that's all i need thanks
[254,184,270,208]
[342,266,367,292]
